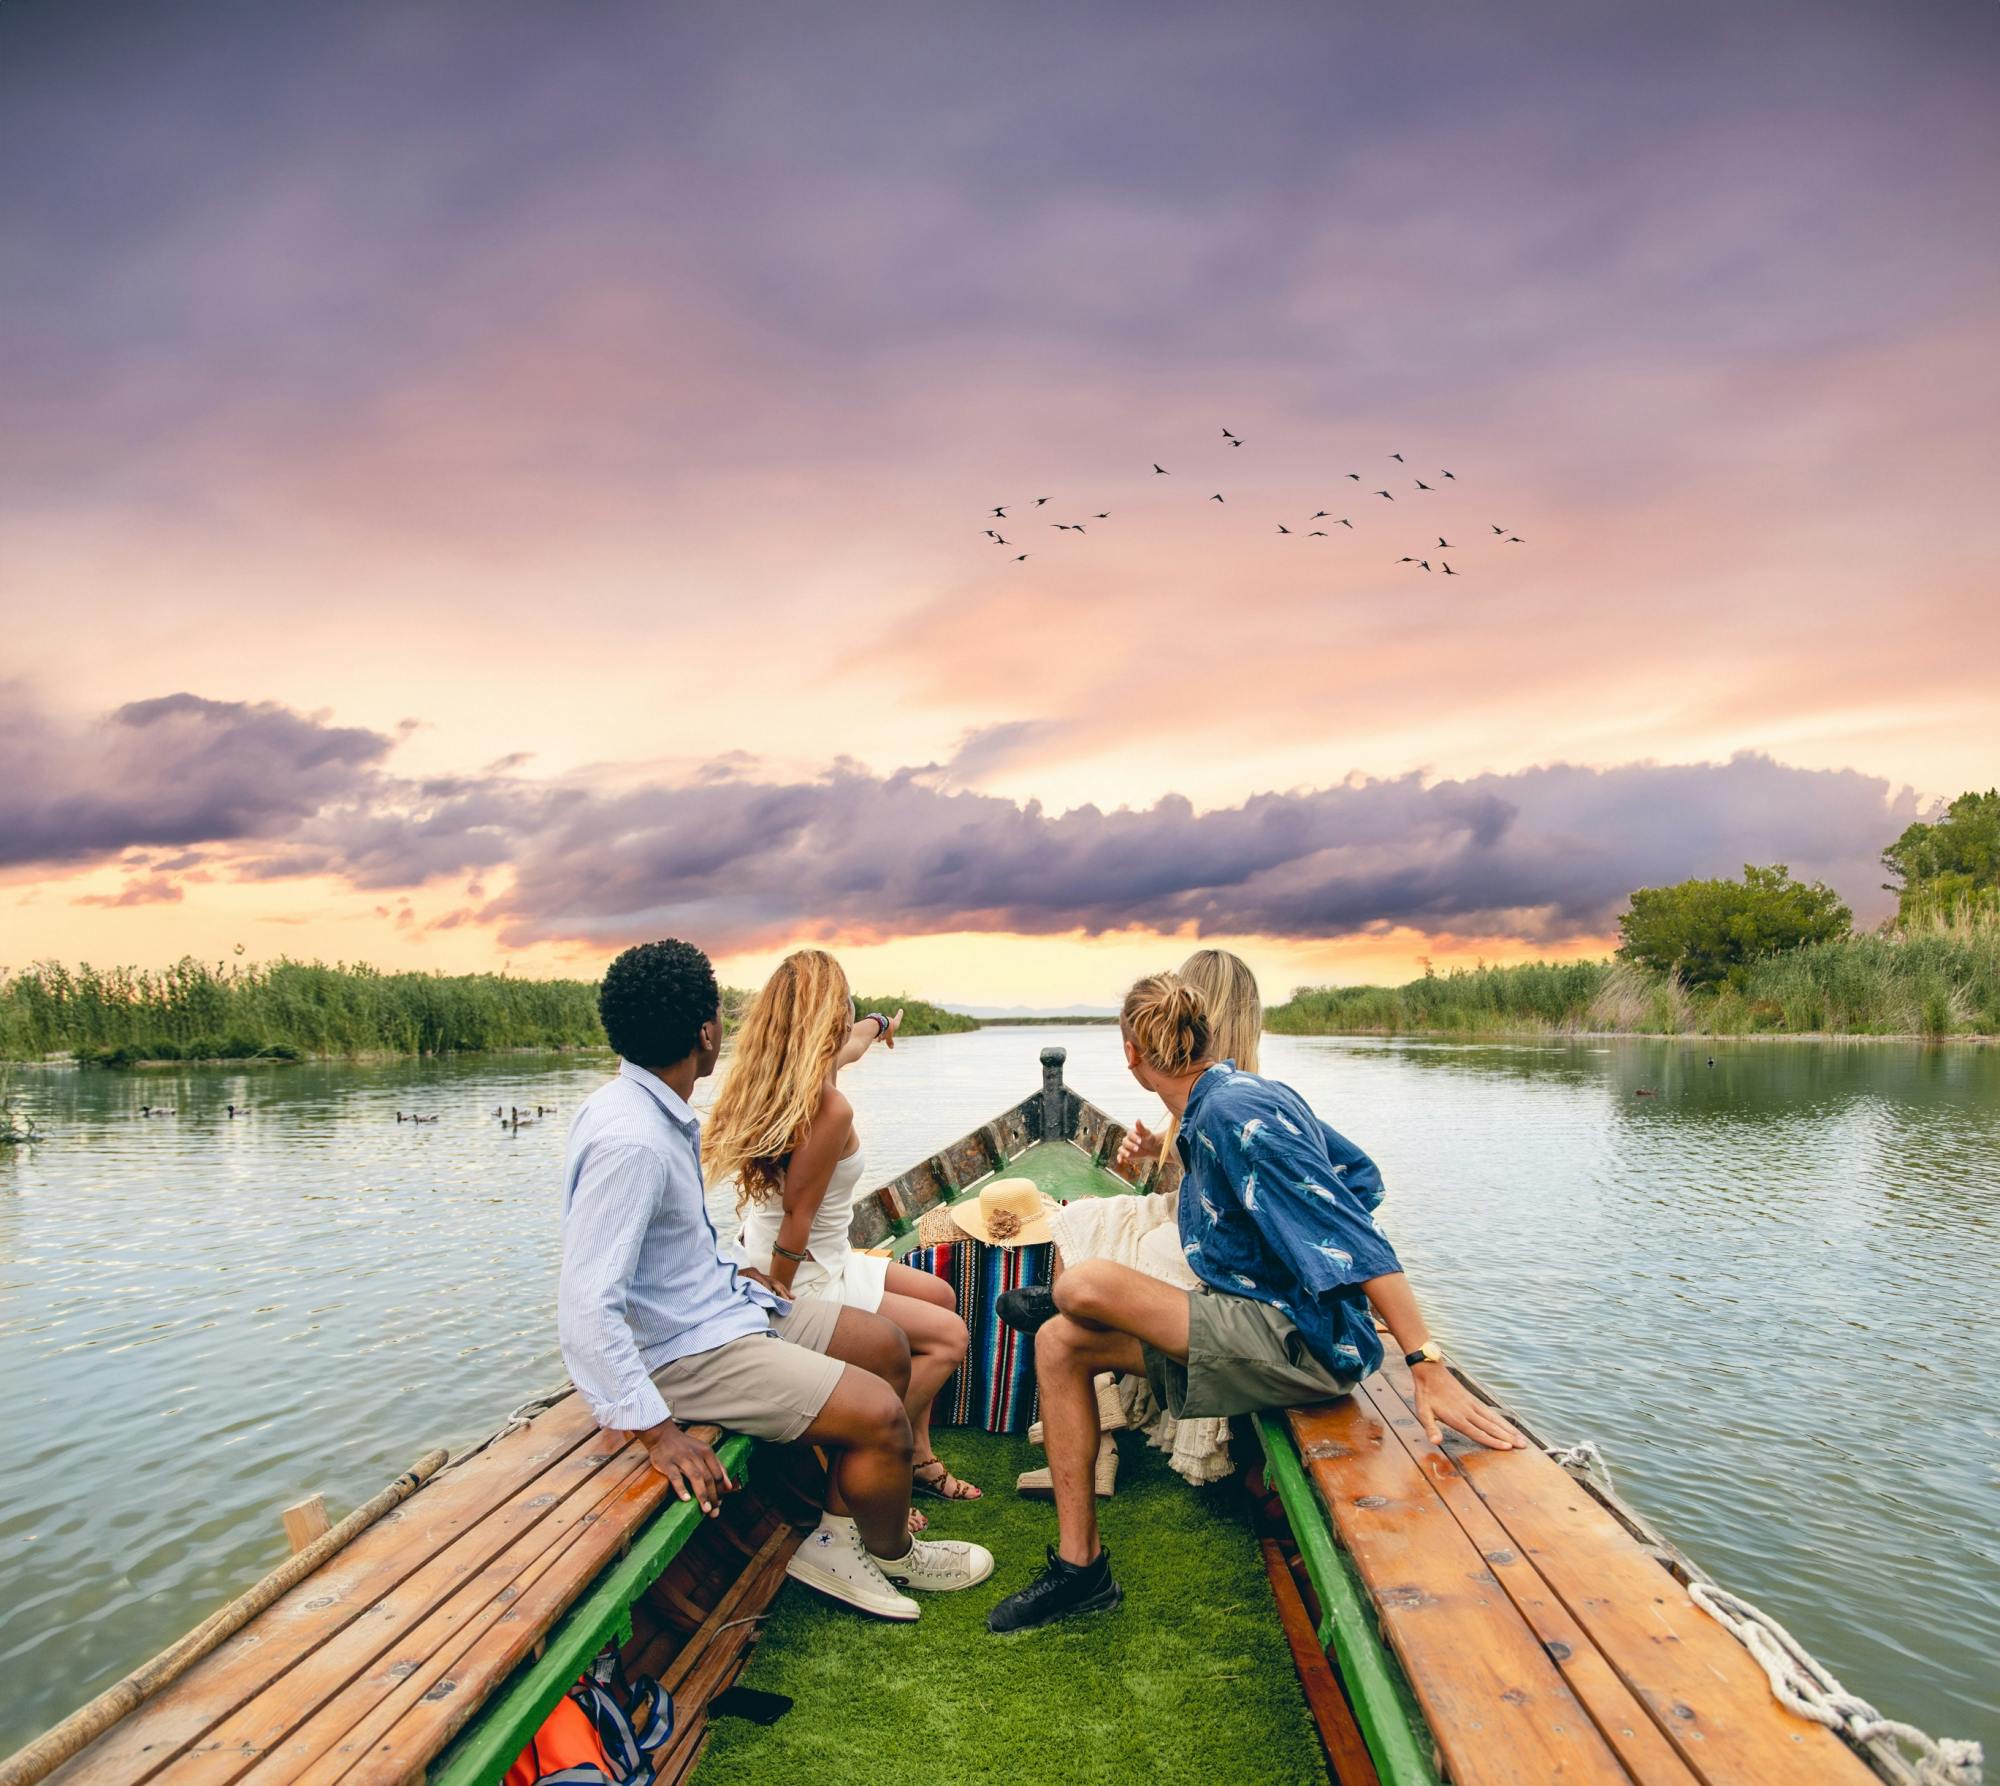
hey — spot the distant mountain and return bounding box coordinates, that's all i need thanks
[944,1003,1121,1020]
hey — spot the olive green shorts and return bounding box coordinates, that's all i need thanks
[1142,1287,1357,1420]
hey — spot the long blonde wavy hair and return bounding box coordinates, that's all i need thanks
[1180,947,1261,1074]
[702,949,852,1208]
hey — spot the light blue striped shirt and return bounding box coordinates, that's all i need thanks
[557,1059,784,1431]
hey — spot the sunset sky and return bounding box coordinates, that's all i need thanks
[4,1,1996,1006]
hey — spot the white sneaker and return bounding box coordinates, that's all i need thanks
[785,1516,919,1621]
[874,1533,996,1593]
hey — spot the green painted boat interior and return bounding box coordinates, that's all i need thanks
[993,1138,1137,1202]
[690,1429,1333,1786]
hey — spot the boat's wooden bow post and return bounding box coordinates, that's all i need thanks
[1040,1045,1070,1142]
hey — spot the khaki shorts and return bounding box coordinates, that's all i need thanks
[647,1298,845,1442]
[1143,1287,1356,1421]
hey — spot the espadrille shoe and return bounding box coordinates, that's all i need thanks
[1095,1373,1130,1432]
[1027,1375,1127,1449]
[1016,1433,1119,1500]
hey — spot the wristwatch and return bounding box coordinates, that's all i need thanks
[1403,1340,1446,1368]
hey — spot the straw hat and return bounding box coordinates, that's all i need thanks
[947,1177,1056,1247]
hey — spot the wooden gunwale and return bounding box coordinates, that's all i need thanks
[1276,1352,1884,1786]
[1253,1413,1440,1786]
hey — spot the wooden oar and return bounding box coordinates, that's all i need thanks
[0,1447,448,1786]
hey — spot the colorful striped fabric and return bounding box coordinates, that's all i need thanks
[906,1238,1052,1433]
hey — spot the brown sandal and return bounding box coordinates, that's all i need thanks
[913,1455,983,1501]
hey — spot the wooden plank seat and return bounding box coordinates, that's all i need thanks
[1275,1363,1878,1786]
[49,1398,748,1786]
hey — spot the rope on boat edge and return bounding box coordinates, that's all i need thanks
[1686,1581,1983,1786]
[1543,1439,1615,1496]
[1542,1440,1983,1786]
[444,1380,574,1469]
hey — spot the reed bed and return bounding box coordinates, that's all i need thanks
[0,959,605,1061]
[0,960,982,1062]
[848,994,979,1036]
[1268,911,2000,1040]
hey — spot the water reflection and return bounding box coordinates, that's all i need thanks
[0,1032,1995,1753]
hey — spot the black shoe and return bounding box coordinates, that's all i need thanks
[996,1285,1058,1335]
[987,1545,1123,1633]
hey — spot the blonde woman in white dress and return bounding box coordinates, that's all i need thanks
[704,949,984,1513]
[1033,947,1263,1491]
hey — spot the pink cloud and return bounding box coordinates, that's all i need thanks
[73,874,185,908]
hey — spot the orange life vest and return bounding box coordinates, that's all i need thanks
[503,1693,623,1786]
[504,1659,673,1786]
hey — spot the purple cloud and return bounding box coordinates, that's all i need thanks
[0,689,389,870]
[2,688,1920,953]
[485,751,1916,952]
[920,720,1075,789]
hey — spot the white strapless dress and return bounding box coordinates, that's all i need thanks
[731,1146,890,1312]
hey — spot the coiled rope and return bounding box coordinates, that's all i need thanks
[1687,1581,1983,1786]
[1541,1441,1983,1786]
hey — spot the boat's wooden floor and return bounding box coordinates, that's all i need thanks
[1287,1356,1877,1786]
[47,1398,707,1786]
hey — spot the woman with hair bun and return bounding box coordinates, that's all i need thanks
[987,967,1524,1634]
[1024,949,1264,1496]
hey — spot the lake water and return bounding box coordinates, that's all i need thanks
[2,1030,1996,1759]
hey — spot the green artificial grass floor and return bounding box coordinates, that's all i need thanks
[692,1430,1332,1786]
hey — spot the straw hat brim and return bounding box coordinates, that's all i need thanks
[947,1192,1058,1247]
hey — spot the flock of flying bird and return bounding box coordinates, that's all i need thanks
[979,430,1529,578]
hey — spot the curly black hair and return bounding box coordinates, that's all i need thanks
[598,940,720,1066]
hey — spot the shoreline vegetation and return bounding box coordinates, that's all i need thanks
[0,958,977,1065]
[1268,911,2000,1041]
[1,917,1994,1069]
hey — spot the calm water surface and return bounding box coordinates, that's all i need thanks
[2,1031,1996,1754]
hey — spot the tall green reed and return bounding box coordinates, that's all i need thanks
[1267,911,2000,1038]
[0,957,607,1060]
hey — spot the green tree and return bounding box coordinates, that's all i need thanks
[1882,789,2000,923]
[1616,864,1852,989]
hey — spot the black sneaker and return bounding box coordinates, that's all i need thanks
[987,1545,1122,1632]
[996,1284,1058,1335]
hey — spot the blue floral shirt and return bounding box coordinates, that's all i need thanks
[1175,1062,1401,1382]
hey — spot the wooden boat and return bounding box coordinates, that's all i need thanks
[3,1048,1946,1786]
